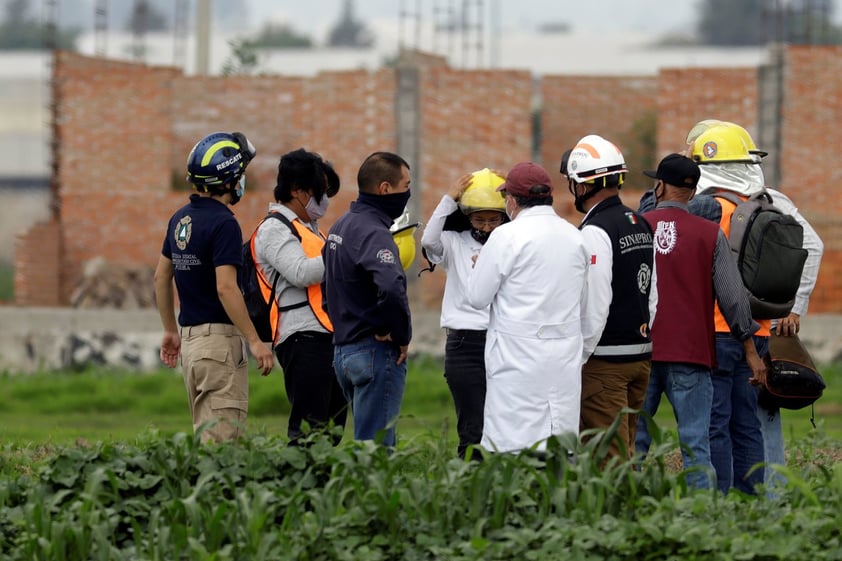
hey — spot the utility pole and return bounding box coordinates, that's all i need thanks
[196,0,211,75]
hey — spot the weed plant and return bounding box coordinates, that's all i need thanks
[0,420,840,560]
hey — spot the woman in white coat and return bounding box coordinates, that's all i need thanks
[466,162,589,453]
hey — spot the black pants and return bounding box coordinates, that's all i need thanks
[444,329,487,460]
[275,331,348,445]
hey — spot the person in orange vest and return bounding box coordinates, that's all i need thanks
[252,148,347,445]
[685,124,773,495]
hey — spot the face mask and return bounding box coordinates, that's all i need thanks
[504,196,516,220]
[230,175,246,205]
[653,181,664,205]
[470,228,491,244]
[381,190,412,220]
[305,193,329,221]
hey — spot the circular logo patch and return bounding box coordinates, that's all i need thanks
[703,141,718,159]
[377,248,396,265]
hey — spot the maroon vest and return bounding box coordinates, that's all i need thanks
[644,206,719,368]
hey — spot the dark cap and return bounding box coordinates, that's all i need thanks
[643,153,700,189]
[497,162,554,197]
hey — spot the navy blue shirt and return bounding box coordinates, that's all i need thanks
[322,198,412,346]
[161,194,243,326]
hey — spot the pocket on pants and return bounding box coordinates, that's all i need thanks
[671,368,703,391]
[342,347,376,387]
[211,397,248,413]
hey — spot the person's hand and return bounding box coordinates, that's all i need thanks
[397,345,409,365]
[160,331,181,368]
[374,333,408,365]
[248,340,274,376]
[448,173,473,202]
[775,312,800,336]
[746,345,767,387]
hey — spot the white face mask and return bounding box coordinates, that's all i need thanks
[505,195,517,220]
[235,175,246,199]
[305,194,329,221]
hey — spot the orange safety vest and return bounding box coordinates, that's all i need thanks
[290,220,334,333]
[713,195,771,337]
[253,215,334,344]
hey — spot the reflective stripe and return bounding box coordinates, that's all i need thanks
[592,342,652,356]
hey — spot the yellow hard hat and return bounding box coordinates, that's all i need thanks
[687,120,767,159]
[389,209,419,271]
[685,119,724,145]
[391,224,418,271]
[691,124,757,165]
[458,168,506,214]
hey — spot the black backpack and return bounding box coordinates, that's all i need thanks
[239,212,304,342]
[714,190,808,320]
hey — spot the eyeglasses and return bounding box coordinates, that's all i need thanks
[469,217,504,228]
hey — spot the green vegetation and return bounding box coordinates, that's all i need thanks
[0,356,839,447]
[0,424,840,559]
[0,357,839,558]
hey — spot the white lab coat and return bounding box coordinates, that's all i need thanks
[465,205,589,453]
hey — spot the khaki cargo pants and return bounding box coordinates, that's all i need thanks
[180,323,249,443]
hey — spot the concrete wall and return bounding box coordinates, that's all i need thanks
[1,307,839,374]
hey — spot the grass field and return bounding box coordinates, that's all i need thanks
[0,355,839,449]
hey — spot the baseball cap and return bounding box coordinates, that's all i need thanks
[497,162,553,197]
[643,153,700,189]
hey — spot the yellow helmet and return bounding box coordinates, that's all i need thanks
[687,120,767,160]
[458,168,506,214]
[691,124,757,165]
[685,119,724,146]
[389,209,419,271]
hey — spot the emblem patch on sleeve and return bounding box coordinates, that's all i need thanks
[377,249,396,264]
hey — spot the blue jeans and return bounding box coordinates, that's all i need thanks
[757,403,786,492]
[710,334,768,495]
[334,337,407,448]
[635,361,714,489]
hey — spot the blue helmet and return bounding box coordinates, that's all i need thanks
[186,131,256,189]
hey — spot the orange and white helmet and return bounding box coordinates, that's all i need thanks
[567,134,628,185]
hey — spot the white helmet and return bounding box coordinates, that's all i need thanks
[567,134,627,185]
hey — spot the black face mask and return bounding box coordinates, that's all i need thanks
[359,190,411,220]
[569,180,600,213]
[470,228,491,244]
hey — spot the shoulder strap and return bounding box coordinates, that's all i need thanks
[711,190,743,208]
[250,212,302,302]
[265,211,302,241]
[256,211,309,313]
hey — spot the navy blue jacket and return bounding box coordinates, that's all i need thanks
[322,198,412,346]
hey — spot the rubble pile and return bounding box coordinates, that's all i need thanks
[71,257,156,309]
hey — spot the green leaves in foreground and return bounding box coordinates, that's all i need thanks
[0,427,840,561]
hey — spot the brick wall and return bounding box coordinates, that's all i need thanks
[13,46,842,314]
[14,219,61,306]
[779,46,842,312]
